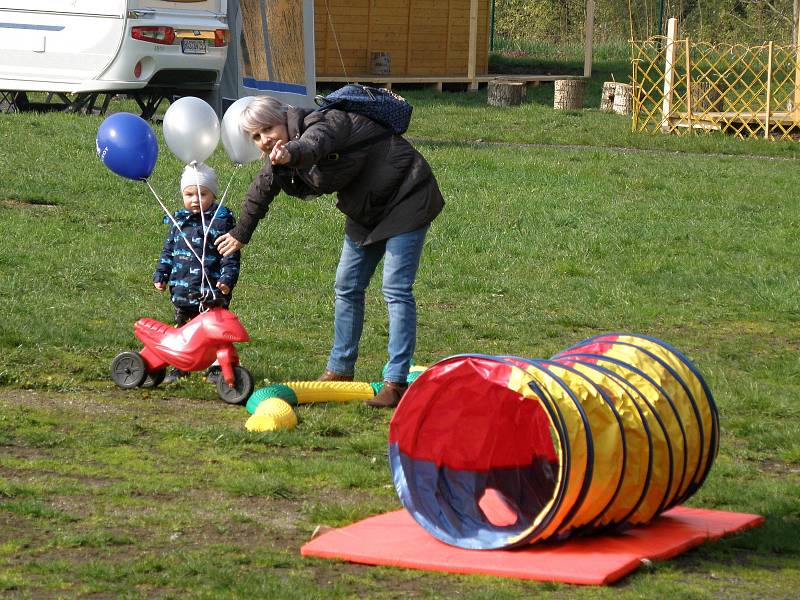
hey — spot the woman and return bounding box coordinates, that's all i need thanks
[215,95,444,408]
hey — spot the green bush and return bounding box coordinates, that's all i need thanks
[493,0,795,46]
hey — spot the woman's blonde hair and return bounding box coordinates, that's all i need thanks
[239,96,289,133]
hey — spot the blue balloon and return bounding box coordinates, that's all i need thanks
[96,112,158,181]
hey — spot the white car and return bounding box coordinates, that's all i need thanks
[0,0,228,115]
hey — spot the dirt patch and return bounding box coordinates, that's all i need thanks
[0,198,58,210]
[0,387,236,424]
[1,388,140,417]
[756,459,800,475]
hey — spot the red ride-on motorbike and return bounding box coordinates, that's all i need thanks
[111,307,254,404]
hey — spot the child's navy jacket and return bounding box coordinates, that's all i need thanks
[153,204,240,309]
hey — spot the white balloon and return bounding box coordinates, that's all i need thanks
[221,96,263,165]
[162,96,220,164]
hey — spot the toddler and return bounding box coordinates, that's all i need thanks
[153,162,240,382]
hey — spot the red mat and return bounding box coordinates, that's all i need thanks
[301,506,764,585]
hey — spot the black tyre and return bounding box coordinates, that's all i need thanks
[141,368,167,388]
[111,352,147,389]
[216,365,254,405]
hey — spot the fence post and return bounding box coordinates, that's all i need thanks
[765,42,773,140]
[795,9,800,118]
[631,56,639,132]
[467,0,479,91]
[661,18,679,132]
[584,0,596,78]
[685,37,693,133]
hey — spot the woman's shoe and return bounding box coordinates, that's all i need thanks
[317,370,354,382]
[365,381,407,408]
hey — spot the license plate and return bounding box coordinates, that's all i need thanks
[181,39,207,55]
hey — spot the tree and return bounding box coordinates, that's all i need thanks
[794,0,799,45]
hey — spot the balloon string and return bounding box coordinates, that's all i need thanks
[199,164,241,312]
[193,163,241,310]
[191,163,211,312]
[204,163,239,237]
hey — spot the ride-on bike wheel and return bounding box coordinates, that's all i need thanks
[111,352,147,389]
[216,366,254,405]
[141,368,167,388]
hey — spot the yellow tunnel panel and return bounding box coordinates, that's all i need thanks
[542,363,625,531]
[518,365,591,543]
[565,361,651,527]
[592,343,700,503]
[612,335,717,490]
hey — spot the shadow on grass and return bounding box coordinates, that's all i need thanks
[720,510,800,557]
[662,506,800,585]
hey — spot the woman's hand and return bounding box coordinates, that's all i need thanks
[270,140,292,166]
[216,282,231,295]
[215,233,243,257]
[154,281,166,291]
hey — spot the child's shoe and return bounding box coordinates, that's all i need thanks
[205,365,222,384]
[164,368,189,384]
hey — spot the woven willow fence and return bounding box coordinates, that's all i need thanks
[631,19,800,141]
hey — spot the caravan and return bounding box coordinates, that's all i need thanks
[0,1,229,114]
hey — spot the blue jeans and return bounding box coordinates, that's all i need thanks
[326,226,429,383]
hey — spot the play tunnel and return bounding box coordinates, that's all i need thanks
[389,333,719,550]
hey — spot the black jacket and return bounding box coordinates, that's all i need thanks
[229,107,444,246]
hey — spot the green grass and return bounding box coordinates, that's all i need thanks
[1,51,799,597]
[407,90,800,158]
[490,38,631,77]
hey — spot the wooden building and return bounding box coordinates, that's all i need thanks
[314,0,491,88]
[229,0,594,95]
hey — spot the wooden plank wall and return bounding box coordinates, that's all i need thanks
[314,0,490,77]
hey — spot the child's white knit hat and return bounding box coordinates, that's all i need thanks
[180,161,219,196]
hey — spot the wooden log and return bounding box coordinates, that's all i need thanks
[600,81,616,112]
[488,80,526,107]
[554,79,586,110]
[612,83,632,115]
[692,80,726,113]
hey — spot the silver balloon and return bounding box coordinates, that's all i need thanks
[162,97,220,164]
[221,96,263,165]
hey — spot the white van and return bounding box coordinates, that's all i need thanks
[0,1,228,113]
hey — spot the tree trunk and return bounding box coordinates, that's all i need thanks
[554,80,585,110]
[692,80,726,113]
[612,83,632,115]
[488,80,526,107]
[600,81,617,112]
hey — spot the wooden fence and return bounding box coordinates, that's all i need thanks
[631,18,800,141]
